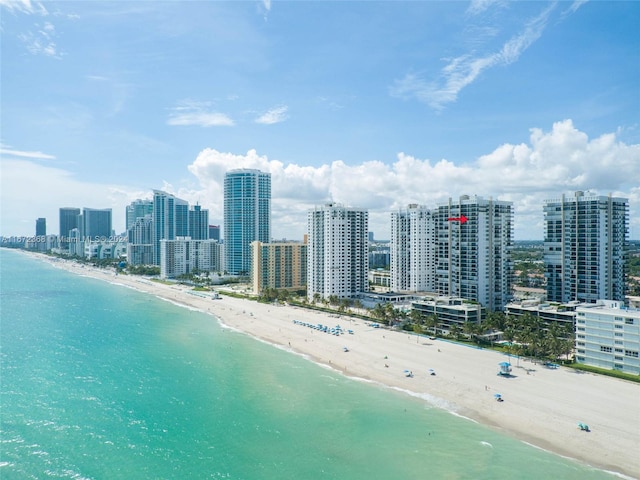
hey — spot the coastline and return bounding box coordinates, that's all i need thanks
[19,251,640,479]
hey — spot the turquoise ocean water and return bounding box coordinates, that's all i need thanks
[0,249,618,479]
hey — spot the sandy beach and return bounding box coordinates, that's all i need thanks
[31,253,640,479]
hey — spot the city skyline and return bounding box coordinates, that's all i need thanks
[1,1,639,239]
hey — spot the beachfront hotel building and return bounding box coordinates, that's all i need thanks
[160,237,223,279]
[390,204,436,292]
[59,207,80,248]
[153,190,189,265]
[307,203,368,301]
[223,169,271,275]
[543,192,628,304]
[575,300,640,375]
[411,296,486,330]
[78,207,113,240]
[434,195,514,311]
[250,240,307,294]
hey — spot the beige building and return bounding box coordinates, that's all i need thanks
[251,240,307,294]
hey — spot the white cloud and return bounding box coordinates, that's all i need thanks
[167,100,235,127]
[391,4,556,110]
[185,120,640,240]
[0,146,56,160]
[0,0,48,15]
[255,105,289,125]
[0,159,144,236]
[2,121,638,240]
[17,20,62,58]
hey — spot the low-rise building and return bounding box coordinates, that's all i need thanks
[505,299,577,330]
[411,296,486,330]
[575,300,640,375]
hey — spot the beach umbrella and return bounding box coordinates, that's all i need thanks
[494,393,502,399]
[498,362,510,367]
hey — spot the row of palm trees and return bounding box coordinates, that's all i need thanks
[256,289,575,364]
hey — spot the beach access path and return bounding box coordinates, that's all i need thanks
[34,254,640,479]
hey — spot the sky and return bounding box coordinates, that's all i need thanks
[1,0,639,241]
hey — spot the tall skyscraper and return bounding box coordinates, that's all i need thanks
[152,190,189,265]
[223,169,271,275]
[390,204,436,292]
[544,192,628,304]
[79,208,112,239]
[307,203,368,301]
[127,215,154,265]
[188,205,209,240]
[59,207,80,248]
[435,195,513,311]
[126,199,153,230]
[35,217,46,236]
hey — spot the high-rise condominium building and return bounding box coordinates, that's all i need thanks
[544,192,628,304]
[390,204,436,292]
[251,240,308,294]
[189,205,209,240]
[59,207,80,246]
[35,217,46,236]
[126,199,153,230]
[127,215,154,265]
[223,169,271,275]
[160,238,223,279]
[209,225,220,242]
[307,203,368,301]
[435,195,513,311]
[153,190,189,265]
[78,208,112,239]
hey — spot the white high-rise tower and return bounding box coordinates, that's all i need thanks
[307,203,368,302]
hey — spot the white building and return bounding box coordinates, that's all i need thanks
[390,204,436,292]
[544,192,628,304]
[435,195,513,311]
[575,300,640,375]
[160,237,223,279]
[127,215,154,265]
[84,240,127,260]
[307,203,368,301]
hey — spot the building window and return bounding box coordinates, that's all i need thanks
[625,318,635,325]
[615,324,623,329]
[615,340,623,345]
[615,332,623,337]
[600,346,612,353]
[625,350,639,358]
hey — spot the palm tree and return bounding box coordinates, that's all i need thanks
[449,323,461,341]
[425,314,438,337]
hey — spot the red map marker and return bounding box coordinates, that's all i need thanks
[447,215,468,224]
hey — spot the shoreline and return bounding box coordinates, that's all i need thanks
[16,251,640,479]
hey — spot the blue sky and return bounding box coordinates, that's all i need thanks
[1,0,639,240]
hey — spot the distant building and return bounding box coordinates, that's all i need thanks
[390,204,436,292]
[126,199,153,230]
[84,240,127,260]
[544,192,628,304]
[127,215,154,265]
[79,207,112,240]
[188,205,209,240]
[224,169,271,275]
[575,300,640,375]
[35,217,46,236]
[369,245,390,269]
[435,195,513,311]
[208,225,220,242]
[160,237,222,279]
[251,240,307,294]
[153,190,189,266]
[59,207,80,248]
[307,203,368,301]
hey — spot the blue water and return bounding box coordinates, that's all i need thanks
[0,249,618,479]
